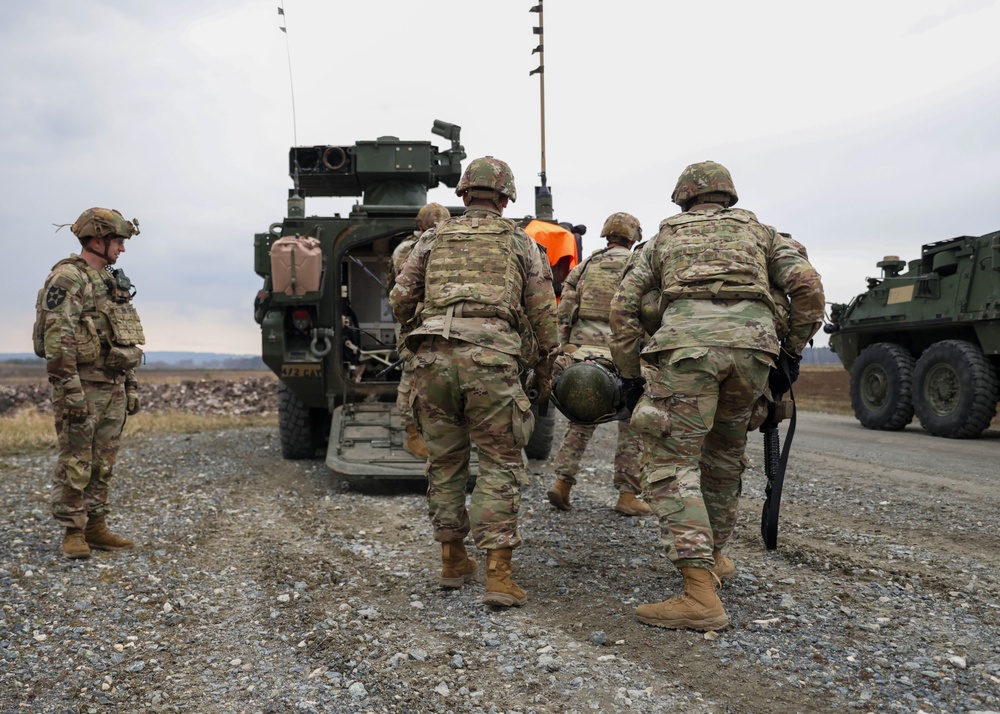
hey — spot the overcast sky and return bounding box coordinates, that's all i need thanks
[3,0,999,355]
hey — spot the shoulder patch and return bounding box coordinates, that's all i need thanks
[45,286,67,310]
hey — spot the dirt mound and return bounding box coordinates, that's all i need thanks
[0,377,277,417]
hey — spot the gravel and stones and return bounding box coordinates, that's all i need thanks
[1,390,999,713]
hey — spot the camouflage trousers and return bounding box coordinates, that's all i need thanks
[411,337,534,551]
[51,380,127,528]
[396,359,415,429]
[630,347,771,570]
[552,420,642,494]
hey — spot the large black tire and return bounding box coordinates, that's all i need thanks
[850,343,916,431]
[524,404,556,460]
[278,381,325,459]
[912,340,999,438]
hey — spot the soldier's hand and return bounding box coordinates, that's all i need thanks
[126,385,140,415]
[768,350,801,397]
[532,376,552,406]
[620,376,646,414]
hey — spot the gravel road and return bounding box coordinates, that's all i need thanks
[2,411,999,713]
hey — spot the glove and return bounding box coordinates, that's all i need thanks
[529,365,553,406]
[126,383,140,415]
[620,376,646,414]
[768,350,801,397]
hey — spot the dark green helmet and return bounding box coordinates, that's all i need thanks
[550,357,624,425]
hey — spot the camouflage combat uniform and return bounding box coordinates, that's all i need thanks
[389,206,558,551]
[611,206,824,572]
[553,243,642,495]
[35,255,144,529]
[390,231,422,431]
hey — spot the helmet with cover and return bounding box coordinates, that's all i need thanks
[455,156,517,203]
[416,203,451,232]
[70,207,140,242]
[550,357,624,425]
[600,212,641,246]
[670,161,738,209]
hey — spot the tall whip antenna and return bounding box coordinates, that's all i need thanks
[529,2,552,219]
[278,2,298,147]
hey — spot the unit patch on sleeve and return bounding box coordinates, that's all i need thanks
[45,286,68,310]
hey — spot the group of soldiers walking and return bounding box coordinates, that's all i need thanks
[390,156,824,630]
[35,156,823,634]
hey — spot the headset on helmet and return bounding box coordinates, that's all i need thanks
[671,161,738,209]
[550,356,630,425]
[416,203,451,232]
[455,156,517,203]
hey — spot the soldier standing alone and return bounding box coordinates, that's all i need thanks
[610,162,824,630]
[546,212,651,517]
[33,208,145,559]
[389,202,451,459]
[390,157,558,607]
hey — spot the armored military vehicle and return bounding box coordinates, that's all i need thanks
[253,121,571,480]
[824,229,1000,438]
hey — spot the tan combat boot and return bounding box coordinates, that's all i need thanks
[546,479,572,511]
[636,567,728,631]
[613,491,652,516]
[63,528,91,560]
[403,424,429,459]
[483,548,527,607]
[712,550,735,582]
[440,541,477,588]
[84,516,135,551]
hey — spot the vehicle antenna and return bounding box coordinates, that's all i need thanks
[529,2,553,219]
[278,2,301,193]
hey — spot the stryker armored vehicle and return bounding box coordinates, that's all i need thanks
[253,120,574,480]
[824,229,1000,438]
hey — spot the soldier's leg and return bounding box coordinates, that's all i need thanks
[701,349,771,551]
[612,419,651,515]
[411,339,472,543]
[551,422,596,485]
[86,382,125,518]
[50,385,95,529]
[399,363,428,458]
[632,349,724,570]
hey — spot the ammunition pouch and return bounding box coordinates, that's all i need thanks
[104,344,144,372]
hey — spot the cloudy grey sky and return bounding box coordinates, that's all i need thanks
[3,0,999,354]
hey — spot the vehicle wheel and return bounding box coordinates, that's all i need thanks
[278,381,320,459]
[524,404,556,460]
[913,340,999,438]
[849,343,915,430]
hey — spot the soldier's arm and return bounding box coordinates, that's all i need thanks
[521,233,559,368]
[768,236,825,355]
[610,245,658,378]
[556,261,584,346]
[42,270,86,397]
[389,232,432,328]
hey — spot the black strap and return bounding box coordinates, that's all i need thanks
[760,367,797,550]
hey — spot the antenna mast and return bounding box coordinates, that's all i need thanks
[529,3,553,219]
[278,2,304,216]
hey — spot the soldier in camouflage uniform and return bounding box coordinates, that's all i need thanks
[546,212,651,517]
[33,208,145,559]
[389,203,451,459]
[610,162,824,631]
[390,157,558,608]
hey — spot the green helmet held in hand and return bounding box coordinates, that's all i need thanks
[671,161,738,209]
[550,357,625,425]
[70,207,140,242]
[455,156,517,203]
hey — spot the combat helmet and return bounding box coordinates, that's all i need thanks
[671,161,738,209]
[70,208,140,242]
[416,202,451,232]
[455,156,517,203]
[600,212,641,246]
[550,357,627,425]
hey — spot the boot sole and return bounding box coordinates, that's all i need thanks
[86,542,135,551]
[613,505,651,516]
[636,614,729,631]
[482,592,527,607]
[439,572,476,588]
[63,551,91,560]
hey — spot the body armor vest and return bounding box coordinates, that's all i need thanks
[657,209,774,311]
[576,246,628,322]
[422,215,524,326]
